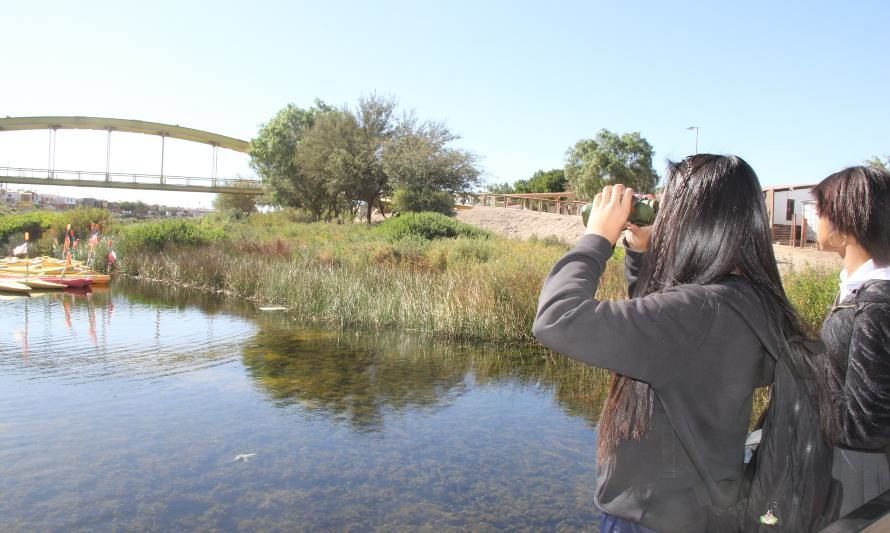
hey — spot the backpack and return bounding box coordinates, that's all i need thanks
[739,341,842,532]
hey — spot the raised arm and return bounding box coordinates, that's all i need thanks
[532,234,716,386]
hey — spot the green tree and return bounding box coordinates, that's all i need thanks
[867,155,889,171]
[294,95,399,224]
[529,169,567,192]
[383,119,480,205]
[213,192,257,215]
[486,181,515,194]
[565,129,659,200]
[248,102,330,220]
[352,94,399,224]
[513,169,567,194]
[294,108,363,221]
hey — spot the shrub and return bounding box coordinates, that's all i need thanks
[47,207,114,244]
[117,219,226,253]
[431,237,497,265]
[783,267,837,335]
[375,212,491,241]
[392,188,455,216]
[0,211,58,247]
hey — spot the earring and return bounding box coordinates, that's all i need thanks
[828,232,847,248]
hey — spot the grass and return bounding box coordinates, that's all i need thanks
[120,214,575,343]
[116,211,838,342]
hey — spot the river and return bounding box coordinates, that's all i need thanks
[0,282,603,531]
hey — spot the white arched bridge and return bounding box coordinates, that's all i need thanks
[0,116,263,195]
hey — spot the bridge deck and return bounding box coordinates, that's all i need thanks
[0,167,263,195]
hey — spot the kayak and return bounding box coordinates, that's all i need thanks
[79,272,111,285]
[0,280,32,293]
[21,279,67,289]
[35,277,92,289]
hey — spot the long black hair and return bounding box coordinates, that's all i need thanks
[598,155,801,453]
[597,154,839,530]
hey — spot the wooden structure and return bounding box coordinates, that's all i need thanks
[476,192,586,215]
[763,184,819,248]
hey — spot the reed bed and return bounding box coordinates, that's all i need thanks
[119,213,837,341]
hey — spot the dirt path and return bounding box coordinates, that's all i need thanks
[456,206,842,271]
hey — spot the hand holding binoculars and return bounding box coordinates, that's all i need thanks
[581,194,659,227]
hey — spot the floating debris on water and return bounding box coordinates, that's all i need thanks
[258,306,288,312]
[231,453,256,463]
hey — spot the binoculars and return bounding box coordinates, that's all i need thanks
[581,194,659,227]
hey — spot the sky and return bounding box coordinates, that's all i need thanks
[2,0,889,208]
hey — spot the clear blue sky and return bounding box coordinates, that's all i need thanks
[2,0,889,207]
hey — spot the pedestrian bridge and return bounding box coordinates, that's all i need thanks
[0,116,263,195]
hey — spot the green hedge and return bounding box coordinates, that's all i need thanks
[375,211,491,241]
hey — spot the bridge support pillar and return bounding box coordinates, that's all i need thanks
[105,128,112,182]
[47,127,58,179]
[160,134,166,185]
[210,143,219,188]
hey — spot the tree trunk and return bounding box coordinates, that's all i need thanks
[366,195,375,225]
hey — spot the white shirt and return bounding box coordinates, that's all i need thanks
[839,259,890,302]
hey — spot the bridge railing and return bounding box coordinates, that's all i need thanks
[0,166,263,190]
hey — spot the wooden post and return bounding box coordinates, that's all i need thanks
[791,215,797,247]
[556,200,561,214]
[801,217,807,248]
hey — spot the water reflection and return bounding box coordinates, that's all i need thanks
[243,326,609,435]
[1,284,252,382]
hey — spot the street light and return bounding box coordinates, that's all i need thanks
[686,126,700,154]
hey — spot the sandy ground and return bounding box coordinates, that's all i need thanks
[456,205,587,243]
[456,206,843,272]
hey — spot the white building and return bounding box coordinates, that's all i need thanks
[763,184,818,243]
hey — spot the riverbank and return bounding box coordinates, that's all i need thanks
[117,212,628,343]
[114,211,838,342]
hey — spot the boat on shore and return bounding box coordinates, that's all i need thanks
[1,256,109,289]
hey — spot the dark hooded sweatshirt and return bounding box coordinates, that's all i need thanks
[533,234,775,532]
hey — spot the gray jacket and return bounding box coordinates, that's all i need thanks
[533,235,774,532]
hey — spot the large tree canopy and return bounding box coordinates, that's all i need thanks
[383,119,480,195]
[248,102,330,219]
[565,129,659,200]
[250,96,480,223]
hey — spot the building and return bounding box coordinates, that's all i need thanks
[763,184,818,245]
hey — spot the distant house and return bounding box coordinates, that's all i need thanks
[763,184,818,244]
[79,198,100,208]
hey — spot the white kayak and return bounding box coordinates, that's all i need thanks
[0,280,32,293]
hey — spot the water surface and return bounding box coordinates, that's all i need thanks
[0,282,603,531]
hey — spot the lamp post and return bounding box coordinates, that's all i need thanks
[686,126,700,154]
